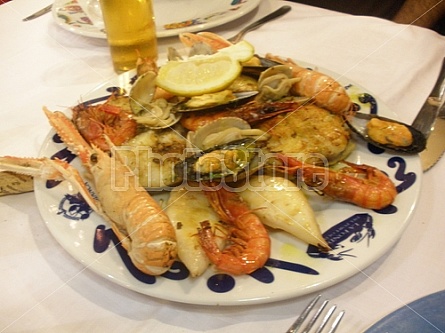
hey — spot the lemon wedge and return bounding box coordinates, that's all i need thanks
[155,40,255,97]
[217,40,255,62]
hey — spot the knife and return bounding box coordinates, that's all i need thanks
[411,58,445,171]
[420,106,445,171]
[23,4,52,22]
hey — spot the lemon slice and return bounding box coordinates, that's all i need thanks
[156,55,241,97]
[155,40,255,97]
[217,40,255,62]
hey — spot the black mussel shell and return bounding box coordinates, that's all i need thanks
[241,55,283,79]
[174,138,260,183]
[345,113,427,154]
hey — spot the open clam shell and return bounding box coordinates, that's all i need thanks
[129,71,182,129]
[187,117,259,150]
[186,116,270,152]
[345,112,426,154]
[129,71,156,114]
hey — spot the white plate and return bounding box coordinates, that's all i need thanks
[35,65,422,306]
[52,0,261,39]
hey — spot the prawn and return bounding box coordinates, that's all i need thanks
[180,100,307,131]
[72,94,138,151]
[265,54,353,116]
[198,184,271,275]
[277,154,397,210]
[0,108,177,275]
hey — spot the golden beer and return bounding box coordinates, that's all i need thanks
[99,0,158,73]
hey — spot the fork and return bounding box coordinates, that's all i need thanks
[286,295,345,333]
[227,5,291,44]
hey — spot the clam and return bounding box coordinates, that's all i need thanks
[186,117,270,150]
[129,70,156,113]
[256,65,300,101]
[174,138,262,183]
[129,71,182,129]
[345,112,426,154]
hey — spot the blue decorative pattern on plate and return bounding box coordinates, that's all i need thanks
[364,290,445,332]
[35,65,421,306]
[52,0,262,39]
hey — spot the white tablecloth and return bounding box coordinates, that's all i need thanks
[1,0,445,332]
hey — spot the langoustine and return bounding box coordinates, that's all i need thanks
[0,108,177,275]
[265,54,353,116]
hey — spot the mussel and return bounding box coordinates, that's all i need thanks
[241,55,282,79]
[345,112,426,154]
[174,138,262,183]
[173,91,258,113]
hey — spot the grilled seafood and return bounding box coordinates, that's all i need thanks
[118,127,187,189]
[256,65,300,101]
[166,186,227,277]
[277,154,397,210]
[0,108,177,275]
[174,138,262,184]
[72,95,138,151]
[238,175,330,251]
[4,33,405,278]
[186,117,269,151]
[129,71,182,129]
[177,32,352,116]
[257,104,354,165]
[265,54,353,115]
[199,184,271,275]
[180,99,308,131]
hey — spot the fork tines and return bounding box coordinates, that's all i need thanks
[286,295,345,333]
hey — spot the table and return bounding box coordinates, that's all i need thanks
[1,0,445,332]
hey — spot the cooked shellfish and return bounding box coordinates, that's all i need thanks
[345,112,426,154]
[186,117,269,151]
[174,138,262,183]
[129,71,182,129]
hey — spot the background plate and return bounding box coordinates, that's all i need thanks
[364,290,445,333]
[52,0,261,38]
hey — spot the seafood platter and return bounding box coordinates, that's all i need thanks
[0,33,421,305]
